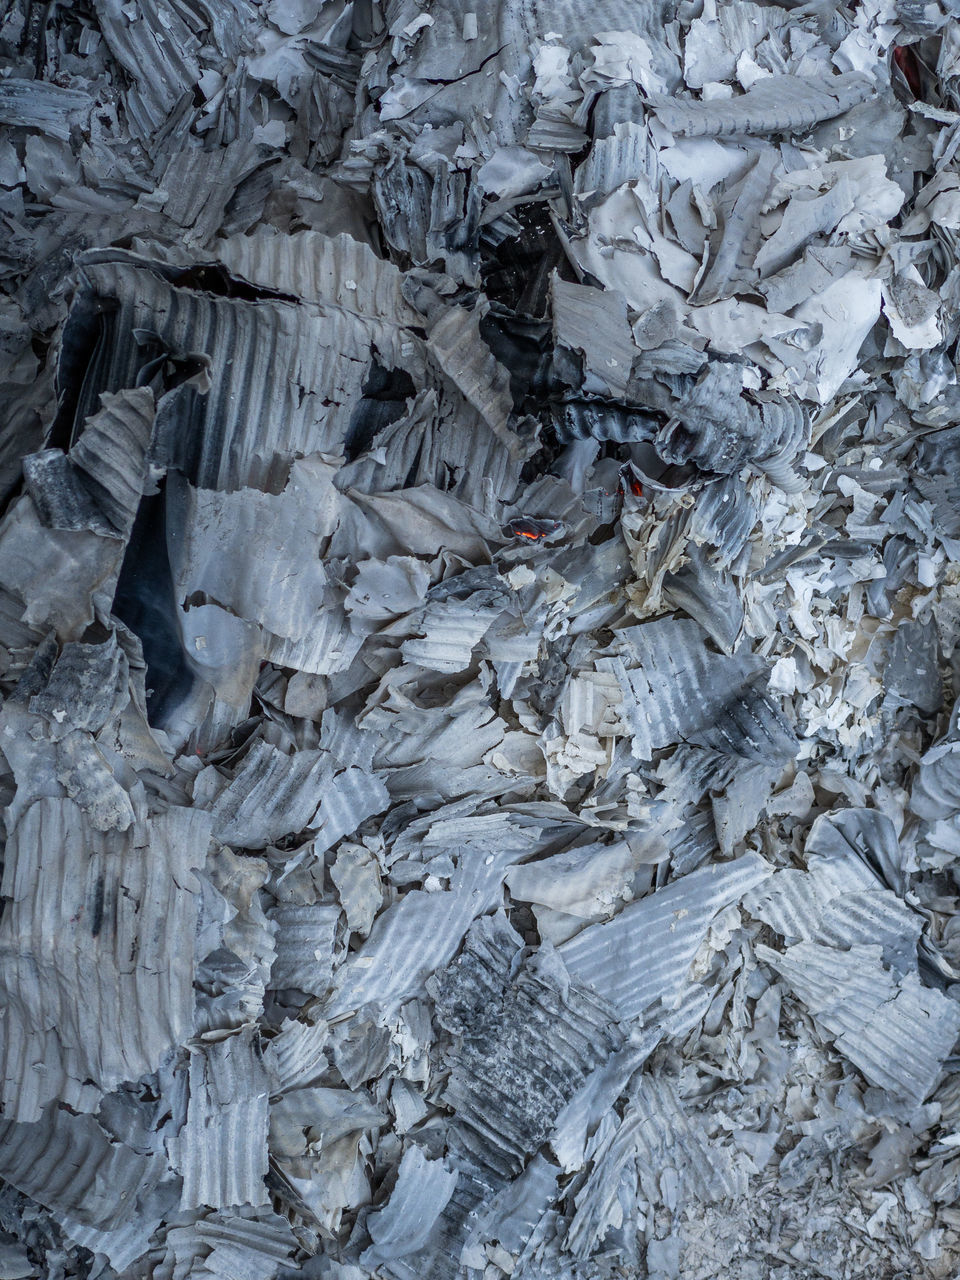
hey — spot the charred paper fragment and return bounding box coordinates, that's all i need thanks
[360,1145,458,1268]
[0,1103,168,1230]
[646,72,874,138]
[559,853,770,1021]
[0,798,210,1122]
[173,1027,271,1211]
[656,361,810,491]
[429,913,623,1177]
[758,942,960,1107]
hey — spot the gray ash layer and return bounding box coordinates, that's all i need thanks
[1,1,960,1278]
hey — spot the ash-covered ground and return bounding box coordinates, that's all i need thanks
[1,1,960,1278]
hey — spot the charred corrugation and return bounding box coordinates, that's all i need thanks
[0,78,91,141]
[267,903,339,997]
[745,862,924,977]
[262,1018,329,1096]
[551,397,660,445]
[816,891,923,974]
[191,1207,298,1277]
[402,600,501,674]
[574,122,658,200]
[67,252,425,493]
[0,490,125,643]
[325,864,502,1020]
[912,712,960,821]
[758,942,960,1106]
[0,798,210,1122]
[566,1072,748,1259]
[689,148,778,306]
[174,1027,270,1211]
[264,604,364,679]
[689,674,799,762]
[196,741,329,849]
[426,305,520,457]
[313,767,390,854]
[22,449,118,538]
[66,387,157,536]
[57,1209,165,1275]
[372,150,483,284]
[360,1145,459,1269]
[0,1103,167,1229]
[26,633,127,730]
[216,229,421,325]
[655,362,809,490]
[146,144,266,251]
[605,617,796,763]
[1,616,171,826]
[92,0,203,143]
[645,72,874,138]
[661,548,743,654]
[431,914,623,1178]
[166,465,335,651]
[685,475,757,567]
[551,277,641,402]
[744,868,841,944]
[559,854,770,1022]
[668,807,722,879]
[374,1161,497,1280]
[461,1153,559,1264]
[336,388,520,514]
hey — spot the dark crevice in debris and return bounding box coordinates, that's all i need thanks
[112,477,193,727]
[343,359,417,462]
[480,203,565,316]
[164,262,299,306]
[479,307,553,409]
[50,295,120,453]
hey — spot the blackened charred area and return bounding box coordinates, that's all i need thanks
[52,290,208,456]
[480,202,567,316]
[111,476,195,727]
[50,294,121,453]
[343,359,417,462]
[162,262,298,306]
[88,872,105,937]
[478,306,553,410]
